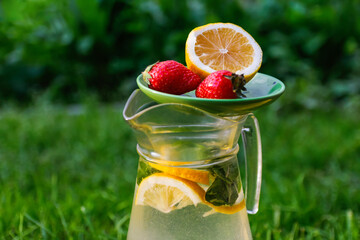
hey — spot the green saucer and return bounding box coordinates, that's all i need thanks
[137,73,285,116]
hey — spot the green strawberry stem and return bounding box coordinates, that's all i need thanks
[142,62,158,85]
[224,73,247,98]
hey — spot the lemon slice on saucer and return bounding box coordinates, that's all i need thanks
[186,22,262,81]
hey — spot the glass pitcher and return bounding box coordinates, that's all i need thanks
[123,90,262,240]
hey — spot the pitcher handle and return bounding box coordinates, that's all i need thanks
[241,113,262,214]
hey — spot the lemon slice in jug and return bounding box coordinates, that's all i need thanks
[148,162,210,185]
[136,173,205,213]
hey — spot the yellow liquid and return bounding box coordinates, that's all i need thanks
[127,189,252,240]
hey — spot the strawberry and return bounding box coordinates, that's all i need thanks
[142,60,202,95]
[195,70,247,99]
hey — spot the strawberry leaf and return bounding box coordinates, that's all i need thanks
[142,61,158,85]
[224,73,247,98]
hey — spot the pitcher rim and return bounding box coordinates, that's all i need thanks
[123,90,247,128]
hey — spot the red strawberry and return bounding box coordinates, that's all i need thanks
[195,70,247,99]
[142,60,202,95]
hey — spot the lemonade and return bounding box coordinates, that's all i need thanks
[127,156,252,240]
[127,200,251,240]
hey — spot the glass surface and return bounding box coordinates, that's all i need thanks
[123,90,262,240]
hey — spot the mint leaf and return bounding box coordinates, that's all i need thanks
[136,161,159,184]
[205,162,240,206]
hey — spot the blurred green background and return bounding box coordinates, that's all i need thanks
[1,0,359,107]
[0,0,359,239]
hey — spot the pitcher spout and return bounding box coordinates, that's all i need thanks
[123,90,247,163]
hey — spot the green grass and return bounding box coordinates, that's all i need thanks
[0,101,359,239]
